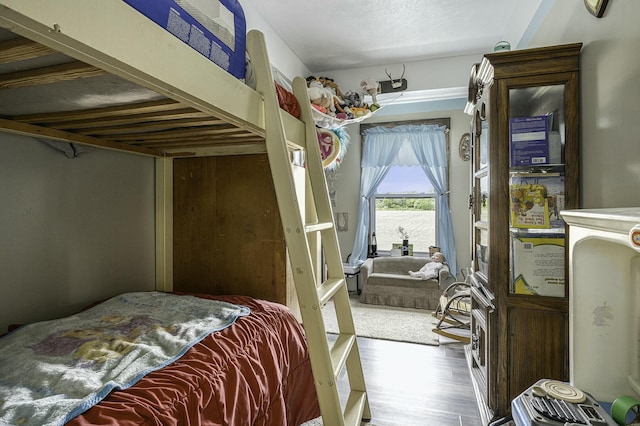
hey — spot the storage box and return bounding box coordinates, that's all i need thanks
[391,243,413,256]
[510,175,565,229]
[122,0,246,79]
[510,115,551,166]
[511,235,565,297]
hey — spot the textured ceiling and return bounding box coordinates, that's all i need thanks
[242,0,548,72]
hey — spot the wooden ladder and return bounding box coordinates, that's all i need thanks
[246,30,371,426]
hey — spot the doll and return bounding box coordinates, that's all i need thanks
[409,252,445,280]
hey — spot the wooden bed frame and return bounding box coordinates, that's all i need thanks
[0,0,304,292]
[0,1,371,424]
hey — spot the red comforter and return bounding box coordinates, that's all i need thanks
[66,294,320,426]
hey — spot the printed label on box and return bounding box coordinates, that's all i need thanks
[123,0,246,79]
[510,116,550,166]
[510,183,550,228]
[391,243,413,256]
[511,236,565,297]
[510,176,565,229]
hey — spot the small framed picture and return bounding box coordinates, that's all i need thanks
[584,0,609,18]
[335,212,348,232]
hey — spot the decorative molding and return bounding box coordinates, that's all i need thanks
[459,132,471,161]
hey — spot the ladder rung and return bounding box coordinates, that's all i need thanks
[305,221,334,233]
[330,333,356,378]
[317,277,345,305]
[343,390,368,426]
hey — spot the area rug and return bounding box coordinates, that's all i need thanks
[321,296,440,346]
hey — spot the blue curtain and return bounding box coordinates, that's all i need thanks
[350,124,458,275]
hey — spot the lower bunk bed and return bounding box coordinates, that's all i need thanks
[0,292,320,426]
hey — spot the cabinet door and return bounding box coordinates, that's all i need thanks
[508,307,568,399]
[471,91,491,286]
[507,82,572,299]
[495,71,578,412]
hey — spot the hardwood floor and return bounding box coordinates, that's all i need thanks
[330,334,483,426]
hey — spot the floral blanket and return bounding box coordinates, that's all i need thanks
[0,292,250,426]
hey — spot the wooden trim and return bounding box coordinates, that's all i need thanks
[155,157,173,292]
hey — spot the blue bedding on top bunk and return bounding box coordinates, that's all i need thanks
[122,0,246,79]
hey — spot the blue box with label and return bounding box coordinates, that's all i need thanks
[122,0,246,79]
[510,115,550,166]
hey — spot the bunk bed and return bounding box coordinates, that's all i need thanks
[0,1,370,425]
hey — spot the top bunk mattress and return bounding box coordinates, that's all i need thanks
[122,0,246,79]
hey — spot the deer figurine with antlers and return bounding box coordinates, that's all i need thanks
[380,64,407,93]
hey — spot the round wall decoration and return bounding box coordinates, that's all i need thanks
[584,0,609,17]
[467,64,478,106]
[459,132,471,161]
[317,128,341,168]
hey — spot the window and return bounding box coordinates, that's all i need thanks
[353,118,455,271]
[370,166,437,254]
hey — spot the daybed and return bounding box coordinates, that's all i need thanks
[360,256,452,310]
[0,292,320,425]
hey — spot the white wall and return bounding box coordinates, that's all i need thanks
[241,0,311,81]
[316,54,476,102]
[0,135,156,333]
[528,1,640,208]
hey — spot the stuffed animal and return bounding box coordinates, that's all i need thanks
[360,78,380,108]
[342,90,362,109]
[307,80,332,114]
[318,76,345,99]
[350,107,369,118]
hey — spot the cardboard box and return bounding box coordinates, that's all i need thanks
[510,116,550,166]
[511,235,565,297]
[391,243,413,256]
[510,175,565,229]
[123,0,246,79]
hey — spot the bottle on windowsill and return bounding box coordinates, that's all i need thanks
[402,239,409,256]
[371,232,377,256]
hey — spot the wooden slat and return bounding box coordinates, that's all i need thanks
[12,99,185,124]
[127,133,264,149]
[48,110,209,130]
[135,135,264,149]
[112,124,240,142]
[0,37,57,63]
[0,117,162,157]
[0,61,105,89]
[77,117,227,136]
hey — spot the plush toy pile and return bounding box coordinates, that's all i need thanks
[305,76,380,169]
[305,76,380,121]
